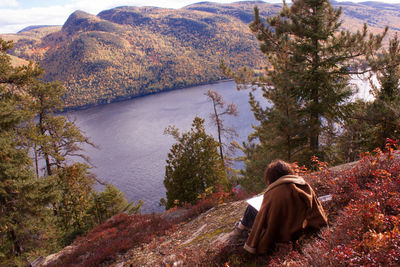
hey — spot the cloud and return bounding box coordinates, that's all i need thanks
[0,5,75,33]
[67,0,237,14]
[0,0,19,8]
[69,0,238,12]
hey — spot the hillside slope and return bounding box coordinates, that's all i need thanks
[2,2,273,108]
[34,149,400,266]
[2,1,399,108]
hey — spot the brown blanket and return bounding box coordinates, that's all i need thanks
[244,175,328,254]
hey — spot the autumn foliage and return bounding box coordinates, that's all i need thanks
[44,140,399,266]
[45,183,249,266]
[47,213,172,267]
[170,184,251,222]
[217,139,400,266]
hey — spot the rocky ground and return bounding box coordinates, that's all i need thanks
[114,201,248,266]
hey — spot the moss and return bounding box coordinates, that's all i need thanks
[187,226,230,246]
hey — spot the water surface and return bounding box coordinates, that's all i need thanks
[66,76,371,213]
[67,81,259,213]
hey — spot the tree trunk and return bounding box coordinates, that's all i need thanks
[39,112,53,176]
[310,112,319,154]
[34,144,39,178]
[212,100,225,164]
[9,229,22,256]
[310,16,320,155]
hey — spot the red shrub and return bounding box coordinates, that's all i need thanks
[209,141,400,266]
[169,184,252,223]
[49,213,172,267]
[48,184,250,266]
[49,141,400,266]
[264,142,400,266]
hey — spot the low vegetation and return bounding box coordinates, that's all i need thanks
[45,214,172,267]
[210,141,400,266]
[37,141,399,266]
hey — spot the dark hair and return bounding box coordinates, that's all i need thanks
[264,159,295,185]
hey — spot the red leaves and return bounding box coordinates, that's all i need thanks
[49,213,172,267]
[226,140,400,266]
[171,184,251,223]
[292,162,309,176]
[311,155,329,171]
[51,140,400,266]
[264,140,400,266]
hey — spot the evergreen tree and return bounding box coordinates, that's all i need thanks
[340,34,400,157]
[249,46,308,162]
[367,34,400,149]
[0,39,54,265]
[337,100,373,162]
[26,80,93,177]
[23,70,100,242]
[236,142,273,193]
[221,0,387,192]
[0,39,138,264]
[54,163,94,244]
[89,184,143,225]
[163,117,227,209]
[248,0,386,158]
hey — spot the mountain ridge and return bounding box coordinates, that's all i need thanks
[1,1,399,109]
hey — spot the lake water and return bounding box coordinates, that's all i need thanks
[64,76,372,213]
[66,81,259,213]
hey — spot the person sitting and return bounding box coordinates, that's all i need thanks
[234,159,328,254]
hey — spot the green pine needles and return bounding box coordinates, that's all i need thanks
[163,117,228,209]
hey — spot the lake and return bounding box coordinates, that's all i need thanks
[66,81,259,213]
[64,76,372,213]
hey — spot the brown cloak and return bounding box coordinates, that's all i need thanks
[244,175,328,254]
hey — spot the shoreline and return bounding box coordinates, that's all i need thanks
[61,78,235,113]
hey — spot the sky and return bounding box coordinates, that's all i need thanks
[1,0,400,33]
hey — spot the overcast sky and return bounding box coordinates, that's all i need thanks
[1,0,400,33]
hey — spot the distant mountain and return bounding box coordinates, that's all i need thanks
[1,1,399,109]
[18,25,59,33]
[359,1,400,10]
[337,1,400,32]
[185,1,280,23]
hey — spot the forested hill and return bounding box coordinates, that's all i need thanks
[1,0,400,108]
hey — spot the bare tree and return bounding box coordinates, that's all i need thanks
[205,89,238,165]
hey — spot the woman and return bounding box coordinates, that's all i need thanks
[236,159,328,254]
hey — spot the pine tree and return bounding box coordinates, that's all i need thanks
[367,34,400,149]
[250,46,308,162]
[249,0,386,158]
[339,34,400,159]
[26,80,93,176]
[24,73,98,237]
[54,163,92,242]
[0,90,37,261]
[0,39,54,264]
[163,117,227,209]
[221,0,387,192]
[89,184,143,225]
[337,100,373,162]
[1,38,139,263]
